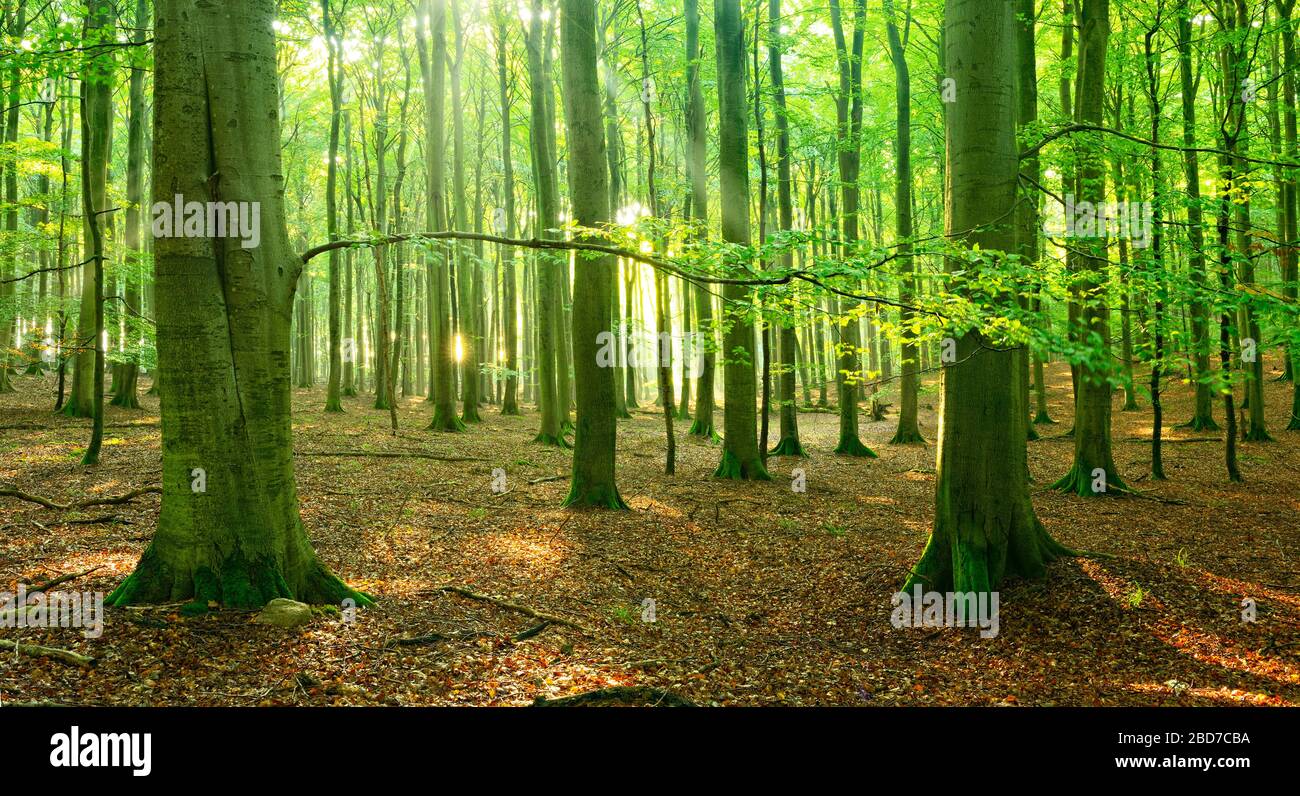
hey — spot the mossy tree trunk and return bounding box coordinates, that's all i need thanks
[1051,0,1127,496]
[62,4,111,419]
[906,0,1072,595]
[713,0,769,480]
[1175,1,1218,430]
[767,0,805,457]
[77,2,112,465]
[1015,0,1043,441]
[886,0,922,446]
[524,0,564,445]
[322,0,344,414]
[685,0,717,439]
[109,0,371,611]
[451,6,481,423]
[495,11,521,416]
[561,0,627,508]
[828,0,875,458]
[416,0,465,432]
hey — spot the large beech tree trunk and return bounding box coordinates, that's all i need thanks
[712,0,769,480]
[560,0,626,507]
[1050,0,1128,496]
[109,0,370,610]
[905,0,1072,596]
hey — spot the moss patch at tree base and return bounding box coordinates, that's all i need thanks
[768,437,807,457]
[889,429,926,445]
[562,484,629,510]
[107,544,375,611]
[834,436,878,458]
[713,449,771,480]
[687,419,715,439]
[1049,463,1132,496]
[1176,415,1219,431]
[429,408,468,432]
[533,432,572,449]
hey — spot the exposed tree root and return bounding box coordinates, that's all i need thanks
[712,449,771,480]
[532,432,572,449]
[1176,415,1220,431]
[432,585,591,634]
[0,485,160,511]
[386,620,553,648]
[834,436,878,458]
[767,437,807,457]
[25,566,104,597]
[1048,463,1132,496]
[562,487,629,510]
[687,419,716,439]
[428,410,468,432]
[889,428,927,445]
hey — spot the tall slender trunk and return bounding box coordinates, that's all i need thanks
[768,0,805,456]
[1051,0,1127,496]
[323,0,344,413]
[886,0,922,445]
[1176,1,1218,429]
[713,0,770,480]
[828,0,875,457]
[524,0,564,444]
[418,0,465,431]
[685,0,716,437]
[78,0,111,464]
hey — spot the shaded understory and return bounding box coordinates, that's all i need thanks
[1,358,1298,706]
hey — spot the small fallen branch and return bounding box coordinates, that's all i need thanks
[528,474,569,485]
[532,686,696,707]
[25,566,104,597]
[385,620,553,648]
[433,585,592,634]
[385,630,493,647]
[0,485,160,511]
[0,640,95,667]
[66,514,127,526]
[80,487,163,507]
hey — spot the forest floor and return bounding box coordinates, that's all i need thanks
[2,357,1299,707]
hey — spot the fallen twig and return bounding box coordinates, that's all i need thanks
[0,640,95,667]
[24,566,104,597]
[432,585,592,634]
[66,514,127,526]
[0,485,160,511]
